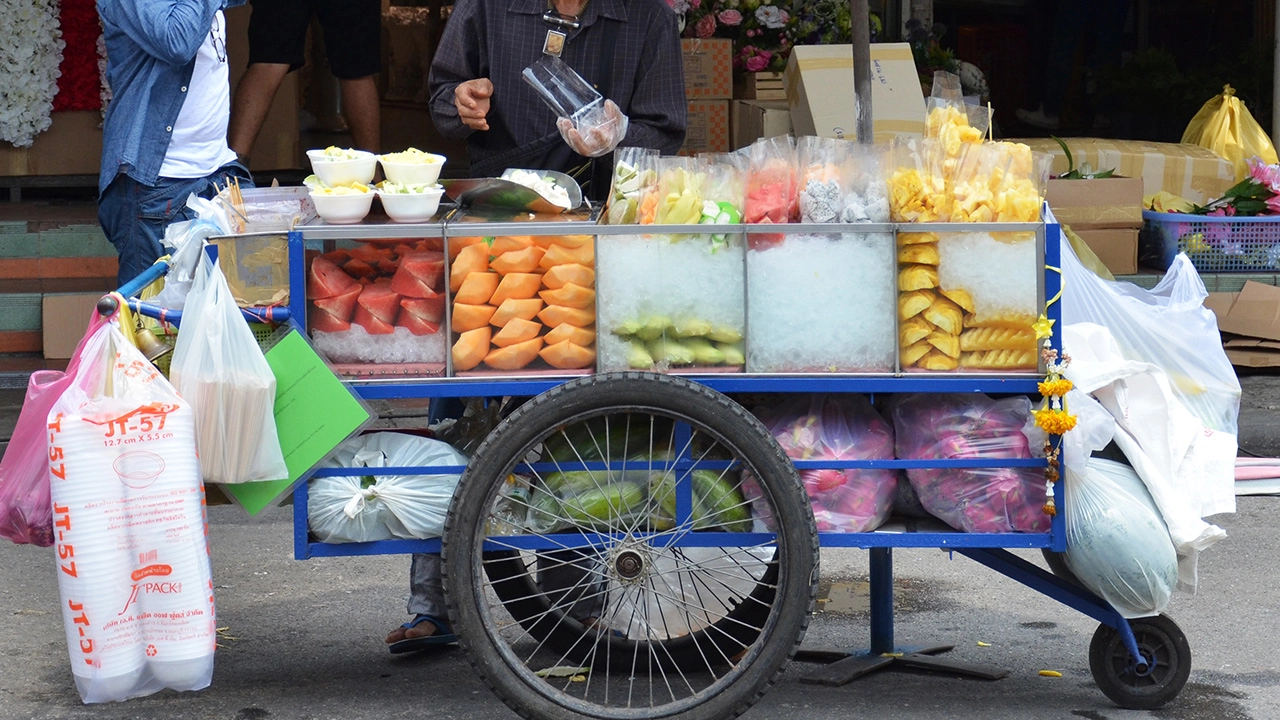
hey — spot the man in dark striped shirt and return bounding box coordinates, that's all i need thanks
[427,0,687,200]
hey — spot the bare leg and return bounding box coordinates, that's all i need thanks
[339,74,381,154]
[229,63,291,160]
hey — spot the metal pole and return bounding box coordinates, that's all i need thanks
[869,547,894,653]
[851,0,874,144]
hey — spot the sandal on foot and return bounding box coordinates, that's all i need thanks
[388,614,457,654]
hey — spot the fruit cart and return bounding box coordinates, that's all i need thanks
[118,205,1191,720]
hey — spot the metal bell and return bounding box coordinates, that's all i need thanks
[134,326,174,362]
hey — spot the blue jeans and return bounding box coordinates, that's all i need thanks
[98,162,254,287]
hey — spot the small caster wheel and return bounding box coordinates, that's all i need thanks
[1089,614,1191,710]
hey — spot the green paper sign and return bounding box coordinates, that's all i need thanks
[220,328,372,514]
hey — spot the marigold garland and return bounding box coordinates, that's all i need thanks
[1034,322,1076,517]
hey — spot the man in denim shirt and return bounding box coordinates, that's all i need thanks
[98,0,254,286]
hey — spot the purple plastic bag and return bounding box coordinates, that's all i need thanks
[0,309,105,546]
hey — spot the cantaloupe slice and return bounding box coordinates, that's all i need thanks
[483,337,544,370]
[452,327,491,372]
[489,235,534,255]
[544,323,595,346]
[532,234,593,249]
[489,273,543,306]
[490,245,546,274]
[491,298,544,327]
[539,242,594,269]
[539,282,596,309]
[450,243,490,291]
[541,263,595,290]
[454,271,501,305]
[490,318,543,348]
[540,340,596,369]
[448,236,488,259]
[452,303,496,332]
[538,304,595,327]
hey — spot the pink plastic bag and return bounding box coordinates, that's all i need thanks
[890,393,1049,533]
[0,308,105,546]
[744,394,898,533]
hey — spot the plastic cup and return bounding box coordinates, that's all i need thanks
[522,55,603,125]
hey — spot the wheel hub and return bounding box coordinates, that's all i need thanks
[614,549,645,579]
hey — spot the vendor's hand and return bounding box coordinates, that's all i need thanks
[455,79,493,131]
[557,100,629,158]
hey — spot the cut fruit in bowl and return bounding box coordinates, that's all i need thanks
[306,147,377,186]
[379,148,446,185]
[376,183,445,223]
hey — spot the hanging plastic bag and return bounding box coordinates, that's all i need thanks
[150,218,222,311]
[890,393,1050,533]
[743,394,898,533]
[0,308,108,547]
[48,316,214,703]
[170,250,288,484]
[308,432,469,542]
[1181,85,1279,182]
[1064,457,1179,618]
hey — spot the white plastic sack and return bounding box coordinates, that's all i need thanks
[48,320,214,703]
[170,251,288,484]
[151,218,221,311]
[1064,457,1179,619]
[308,432,468,543]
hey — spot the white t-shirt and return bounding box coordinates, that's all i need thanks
[159,11,239,179]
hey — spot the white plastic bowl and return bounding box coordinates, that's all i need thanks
[379,153,446,185]
[310,190,375,224]
[306,148,377,186]
[377,186,445,223]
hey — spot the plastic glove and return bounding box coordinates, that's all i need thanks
[557,100,629,158]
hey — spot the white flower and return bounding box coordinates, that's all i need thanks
[755,5,788,29]
[0,0,64,147]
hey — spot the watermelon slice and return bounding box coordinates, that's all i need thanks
[309,307,351,333]
[417,238,445,252]
[312,283,361,320]
[308,256,358,299]
[344,258,378,279]
[347,243,395,264]
[320,248,350,264]
[400,294,445,323]
[397,312,441,336]
[390,251,446,297]
[357,283,402,324]
[353,304,395,335]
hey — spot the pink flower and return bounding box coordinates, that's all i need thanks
[747,28,759,37]
[694,13,716,38]
[718,9,742,26]
[1267,194,1280,215]
[1248,157,1280,192]
[744,54,769,71]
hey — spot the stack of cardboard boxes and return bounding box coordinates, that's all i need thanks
[1207,282,1280,369]
[1045,176,1145,276]
[679,39,733,155]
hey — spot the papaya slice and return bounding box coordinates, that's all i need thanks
[454,271,501,305]
[452,303,496,332]
[538,304,595,327]
[543,323,595,346]
[532,234,593,250]
[541,263,595,290]
[490,318,543,348]
[490,273,544,306]
[488,235,534,255]
[452,327,492,372]
[448,236,488,259]
[491,298,544,327]
[450,243,490,291]
[490,245,546,274]
[483,337,544,371]
[539,340,597,370]
[539,282,595,310]
[539,242,594,269]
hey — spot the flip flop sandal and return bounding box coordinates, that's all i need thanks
[388,614,458,654]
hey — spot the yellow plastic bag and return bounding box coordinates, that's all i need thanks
[1181,84,1278,181]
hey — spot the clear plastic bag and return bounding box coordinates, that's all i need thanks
[170,251,288,484]
[151,219,222,311]
[0,309,106,547]
[744,135,799,240]
[605,147,657,225]
[744,394,898,533]
[840,143,891,223]
[797,135,845,223]
[890,393,1049,533]
[1064,457,1178,618]
[308,431,469,542]
[888,136,950,223]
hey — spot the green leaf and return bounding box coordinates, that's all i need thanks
[1052,136,1075,175]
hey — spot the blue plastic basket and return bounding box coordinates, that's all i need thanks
[1140,210,1280,272]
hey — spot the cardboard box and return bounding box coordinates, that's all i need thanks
[1207,283,1280,367]
[1072,228,1138,276]
[783,43,926,142]
[734,72,786,101]
[42,293,103,359]
[1013,137,1235,205]
[1,111,103,177]
[1046,177,1144,230]
[680,100,730,155]
[731,100,792,151]
[681,39,733,100]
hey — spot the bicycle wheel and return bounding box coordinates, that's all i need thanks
[443,373,816,720]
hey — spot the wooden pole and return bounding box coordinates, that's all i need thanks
[851,0,873,144]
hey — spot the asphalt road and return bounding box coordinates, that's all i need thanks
[1,380,1278,720]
